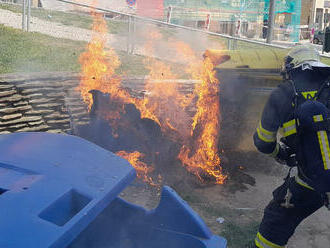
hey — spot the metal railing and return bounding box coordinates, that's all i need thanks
[54,0,288,51]
[1,0,329,59]
[0,0,289,51]
[22,0,31,31]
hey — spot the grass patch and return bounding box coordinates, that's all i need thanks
[176,187,260,248]
[117,51,148,76]
[0,3,126,33]
[206,205,259,248]
[196,204,260,248]
[321,56,330,66]
[220,221,259,248]
[0,24,152,76]
[0,24,84,73]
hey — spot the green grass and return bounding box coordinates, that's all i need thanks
[0,3,126,33]
[0,24,152,76]
[178,189,260,248]
[117,51,149,76]
[321,56,330,66]
[0,24,84,73]
[220,221,259,247]
[201,205,260,248]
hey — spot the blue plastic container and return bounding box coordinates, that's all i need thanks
[0,133,227,248]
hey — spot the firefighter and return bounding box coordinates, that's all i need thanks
[251,44,330,248]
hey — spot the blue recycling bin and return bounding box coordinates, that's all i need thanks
[0,132,227,248]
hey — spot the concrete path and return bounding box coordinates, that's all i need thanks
[0,8,126,49]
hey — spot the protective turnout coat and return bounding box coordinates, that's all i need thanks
[254,70,330,192]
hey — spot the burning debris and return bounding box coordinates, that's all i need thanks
[79,89,177,186]
[178,57,226,184]
[76,7,227,186]
[116,151,159,186]
[78,10,122,110]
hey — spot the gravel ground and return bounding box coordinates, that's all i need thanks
[0,8,128,51]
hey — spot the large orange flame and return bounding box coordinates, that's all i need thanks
[78,8,127,110]
[173,41,227,184]
[77,9,227,185]
[77,6,160,186]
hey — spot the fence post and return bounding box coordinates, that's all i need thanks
[130,16,135,54]
[27,0,31,32]
[126,15,135,54]
[22,0,26,31]
[233,39,237,50]
[127,15,131,54]
[227,38,232,50]
[266,0,275,43]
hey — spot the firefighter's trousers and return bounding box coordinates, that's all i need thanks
[254,177,324,248]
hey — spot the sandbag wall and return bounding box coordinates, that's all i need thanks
[0,72,89,134]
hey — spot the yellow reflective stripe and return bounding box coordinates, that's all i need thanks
[313,114,324,122]
[255,232,285,248]
[282,119,297,137]
[257,122,276,142]
[295,175,314,190]
[257,128,268,142]
[259,122,275,136]
[255,239,263,248]
[257,128,276,142]
[301,91,317,99]
[314,115,330,170]
[283,119,295,128]
[317,131,330,170]
[269,143,280,157]
[283,128,297,137]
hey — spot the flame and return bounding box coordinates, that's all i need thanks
[173,41,227,184]
[135,30,193,136]
[77,6,127,110]
[77,7,226,185]
[116,151,157,186]
[77,10,162,186]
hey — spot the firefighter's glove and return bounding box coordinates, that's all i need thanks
[275,143,297,167]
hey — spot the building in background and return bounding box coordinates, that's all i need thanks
[137,0,164,19]
[162,0,302,41]
[35,0,328,42]
[164,0,265,37]
[301,0,330,31]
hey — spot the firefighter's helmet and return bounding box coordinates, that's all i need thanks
[282,45,329,78]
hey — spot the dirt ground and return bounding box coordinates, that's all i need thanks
[120,145,330,248]
[120,86,330,248]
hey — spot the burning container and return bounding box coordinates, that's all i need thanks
[0,132,227,248]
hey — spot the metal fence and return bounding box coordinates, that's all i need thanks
[0,0,291,52]
[54,0,289,51]
[0,0,304,78]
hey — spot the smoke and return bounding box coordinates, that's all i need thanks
[130,20,225,65]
